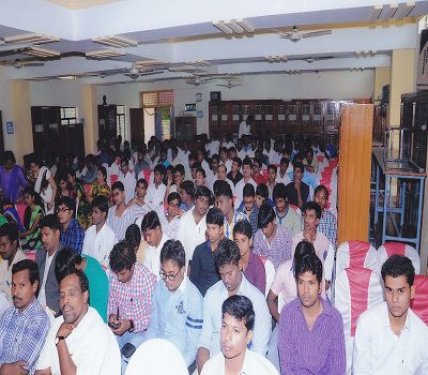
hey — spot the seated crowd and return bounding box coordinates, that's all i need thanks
[0,133,426,375]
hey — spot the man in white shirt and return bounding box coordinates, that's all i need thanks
[119,158,136,204]
[141,211,169,279]
[238,115,252,138]
[353,255,428,375]
[82,195,117,268]
[234,157,257,209]
[201,295,278,375]
[36,269,121,375]
[197,239,271,373]
[176,186,212,266]
[146,164,167,209]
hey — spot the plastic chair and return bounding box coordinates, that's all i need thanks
[411,275,428,325]
[125,338,188,375]
[259,255,276,297]
[377,242,421,274]
[336,240,378,276]
[334,267,384,375]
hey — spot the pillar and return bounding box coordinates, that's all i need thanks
[80,84,98,155]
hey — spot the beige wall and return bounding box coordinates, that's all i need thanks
[374,66,390,104]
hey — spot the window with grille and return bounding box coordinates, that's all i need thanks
[141,90,174,107]
[116,105,126,140]
[61,107,77,126]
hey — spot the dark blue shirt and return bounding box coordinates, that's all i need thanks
[189,241,220,296]
[60,218,85,254]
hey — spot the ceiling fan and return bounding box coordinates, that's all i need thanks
[276,26,332,42]
[216,77,242,89]
[123,62,165,79]
[185,75,216,86]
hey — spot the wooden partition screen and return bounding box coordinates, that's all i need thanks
[338,104,374,244]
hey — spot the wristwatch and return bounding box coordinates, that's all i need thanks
[55,336,65,345]
[128,320,134,332]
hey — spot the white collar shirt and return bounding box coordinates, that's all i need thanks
[143,233,169,280]
[82,223,118,268]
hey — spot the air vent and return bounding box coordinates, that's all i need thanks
[23,46,60,58]
[92,35,137,48]
[86,49,126,59]
[3,33,60,45]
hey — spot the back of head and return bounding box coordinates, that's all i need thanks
[39,214,61,231]
[257,203,275,229]
[381,254,415,286]
[222,295,255,331]
[214,238,241,269]
[293,252,323,283]
[109,240,136,273]
[125,224,142,249]
[206,207,224,226]
[160,240,186,269]
[0,222,19,243]
[141,211,161,232]
[55,247,82,283]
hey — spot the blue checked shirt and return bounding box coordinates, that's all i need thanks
[318,209,337,247]
[60,218,85,254]
[146,276,203,366]
[236,203,259,239]
[0,298,50,374]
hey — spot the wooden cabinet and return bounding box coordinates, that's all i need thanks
[97,105,117,143]
[174,116,196,142]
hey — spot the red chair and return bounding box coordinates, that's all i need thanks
[334,267,383,374]
[336,240,378,276]
[377,242,420,274]
[411,275,428,325]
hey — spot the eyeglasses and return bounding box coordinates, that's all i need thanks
[56,207,71,214]
[159,269,181,281]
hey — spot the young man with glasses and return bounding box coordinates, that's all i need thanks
[57,196,85,254]
[146,239,203,370]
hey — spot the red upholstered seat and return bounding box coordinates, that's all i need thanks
[378,242,421,274]
[411,275,428,325]
[336,240,378,276]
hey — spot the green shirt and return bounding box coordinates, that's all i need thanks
[84,255,109,322]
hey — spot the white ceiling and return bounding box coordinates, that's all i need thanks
[0,0,426,84]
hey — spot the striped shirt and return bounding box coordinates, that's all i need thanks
[60,218,85,254]
[146,276,203,366]
[106,205,139,241]
[253,224,293,269]
[107,264,156,332]
[318,209,337,247]
[0,298,50,374]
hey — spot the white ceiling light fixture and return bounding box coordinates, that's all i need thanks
[23,46,60,58]
[92,35,138,48]
[86,49,126,59]
[2,33,59,45]
[266,55,288,63]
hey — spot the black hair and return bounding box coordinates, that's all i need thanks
[302,201,322,220]
[136,178,148,189]
[206,207,224,226]
[97,166,107,181]
[55,247,82,283]
[242,156,253,168]
[381,254,415,287]
[215,181,233,199]
[39,214,61,231]
[180,180,196,199]
[233,220,252,239]
[3,150,16,164]
[167,192,182,205]
[232,157,242,167]
[125,224,141,250]
[195,167,206,179]
[57,196,76,216]
[154,164,167,176]
[194,185,214,205]
[272,183,287,201]
[256,183,268,199]
[0,222,19,243]
[175,164,185,176]
[214,238,241,269]
[280,157,290,166]
[314,185,329,200]
[294,252,323,283]
[109,241,137,272]
[293,161,305,173]
[257,203,275,229]
[160,239,186,269]
[91,194,109,214]
[141,211,161,232]
[243,183,255,198]
[111,181,125,192]
[222,295,255,331]
[217,164,227,173]
[294,240,316,262]
[268,164,277,173]
[12,259,40,286]
[62,268,89,294]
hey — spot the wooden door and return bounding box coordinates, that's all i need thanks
[130,108,144,144]
[337,104,374,243]
[31,106,61,162]
[97,105,117,143]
